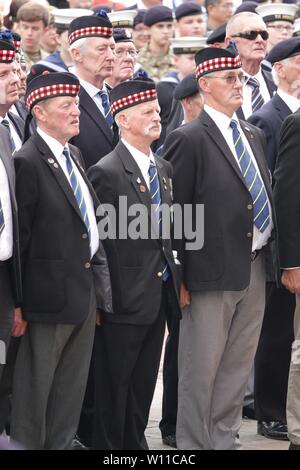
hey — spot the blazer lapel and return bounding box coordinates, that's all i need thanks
[34,133,85,222]
[79,87,113,143]
[272,93,291,121]
[0,127,17,210]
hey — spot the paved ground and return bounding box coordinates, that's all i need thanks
[146,353,289,451]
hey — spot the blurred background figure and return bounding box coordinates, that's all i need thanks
[132,9,150,52]
[205,0,234,33]
[174,2,207,37]
[106,27,137,88]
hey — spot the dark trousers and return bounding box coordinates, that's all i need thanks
[159,313,179,438]
[0,263,14,433]
[254,282,295,422]
[92,284,168,450]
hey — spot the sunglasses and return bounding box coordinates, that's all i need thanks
[232,30,269,41]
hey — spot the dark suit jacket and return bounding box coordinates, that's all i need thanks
[71,87,116,169]
[236,65,277,120]
[248,93,292,174]
[88,141,181,325]
[274,110,300,268]
[8,111,25,143]
[0,127,22,304]
[163,110,277,292]
[152,79,178,152]
[14,131,112,324]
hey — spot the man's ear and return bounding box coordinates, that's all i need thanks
[70,47,83,64]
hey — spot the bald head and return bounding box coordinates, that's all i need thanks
[226,12,266,36]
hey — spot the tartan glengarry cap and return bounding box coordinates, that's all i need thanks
[175,2,203,20]
[110,77,157,116]
[68,10,113,46]
[195,45,242,79]
[0,39,15,63]
[0,30,21,53]
[143,6,173,27]
[267,37,300,64]
[25,72,80,111]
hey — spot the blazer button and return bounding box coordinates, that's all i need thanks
[246,232,252,238]
[157,272,163,278]
[85,262,91,269]
[82,233,88,239]
[247,204,253,210]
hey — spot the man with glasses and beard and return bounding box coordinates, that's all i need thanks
[226,12,277,119]
[163,45,277,449]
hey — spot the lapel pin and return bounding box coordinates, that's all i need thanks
[163,185,167,191]
[137,177,141,184]
[48,158,55,164]
[139,184,146,193]
[53,163,59,169]
[162,176,166,184]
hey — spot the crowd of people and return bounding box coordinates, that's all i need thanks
[0,0,300,451]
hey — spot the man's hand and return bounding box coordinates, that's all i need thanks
[282,269,300,294]
[96,309,102,326]
[180,283,190,308]
[11,308,27,337]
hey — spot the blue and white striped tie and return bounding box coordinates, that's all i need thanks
[63,147,91,242]
[148,161,169,281]
[248,77,265,114]
[230,120,270,233]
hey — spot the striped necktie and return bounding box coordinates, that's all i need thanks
[1,119,16,154]
[63,147,91,242]
[98,90,113,128]
[230,120,270,233]
[148,161,169,281]
[247,77,265,113]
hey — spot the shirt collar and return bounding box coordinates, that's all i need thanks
[122,138,155,171]
[79,78,107,99]
[204,104,238,132]
[276,88,300,114]
[37,127,67,160]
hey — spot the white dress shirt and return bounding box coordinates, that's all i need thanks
[0,157,13,261]
[242,68,272,119]
[122,138,156,190]
[276,88,300,113]
[204,104,273,251]
[79,79,109,118]
[37,127,99,258]
[0,114,22,152]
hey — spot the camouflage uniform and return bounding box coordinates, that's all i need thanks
[137,46,175,83]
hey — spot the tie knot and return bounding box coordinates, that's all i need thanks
[148,160,156,173]
[230,119,238,131]
[1,119,10,129]
[99,90,109,106]
[247,77,259,89]
[63,147,70,160]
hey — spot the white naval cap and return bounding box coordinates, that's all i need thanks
[53,8,93,27]
[170,36,207,55]
[256,3,298,24]
[108,10,137,29]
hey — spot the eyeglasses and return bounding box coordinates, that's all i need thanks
[205,73,247,85]
[232,30,269,41]
[267,25,294,33]
[115,49,138,58]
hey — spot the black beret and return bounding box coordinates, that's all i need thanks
[110,76,157,116]
[174,73,199,100]
[235,1,259,14]
[144,6,173,27]
[113,27,133,43]
[267,37,300,65]
[175,2,203,20]
[25,72,80,111]
[0,38,15,63]
[195,44,242,79]
[133,9,147,28]
[206,22,226,45]
[27,63,58,86]
[0,30,21,53]
[68,10,113,46]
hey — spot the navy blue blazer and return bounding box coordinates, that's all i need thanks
[71,87,117,169]
[248,93,292,174]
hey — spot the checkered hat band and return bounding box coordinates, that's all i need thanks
[195,56,242,79]
[13,40,21,52]
[26,83,80,110]
[0,49,15,62]
[69,26,113,45]
[111,89,157,114]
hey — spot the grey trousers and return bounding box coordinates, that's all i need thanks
[176,254,266,450]
[10,288,96,450]
[287,294,300,445]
